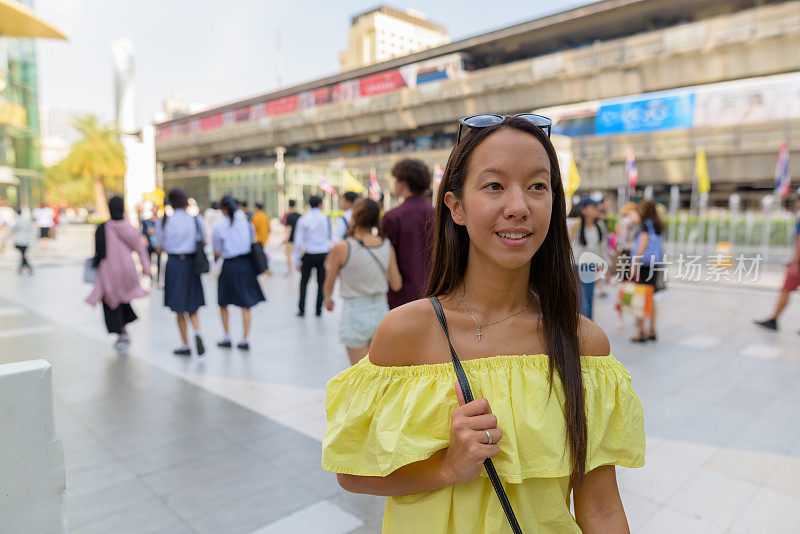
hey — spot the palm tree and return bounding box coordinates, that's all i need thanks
[62,116,126,219]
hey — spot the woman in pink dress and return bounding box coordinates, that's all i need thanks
[86,196,150,349]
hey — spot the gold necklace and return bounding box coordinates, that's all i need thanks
[459,289,530,342]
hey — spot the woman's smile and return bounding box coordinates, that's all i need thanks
[495,227,533,247]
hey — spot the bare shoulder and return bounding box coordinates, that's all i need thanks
[330,240,348,261]
[368,299,439,367]
[577,316,611,357]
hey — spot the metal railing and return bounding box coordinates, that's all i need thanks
[666,212,798,264]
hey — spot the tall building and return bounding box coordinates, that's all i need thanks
[111,38,155,215]
[0,0,66,209]
[111,38,137,135]
[339,6,448,72]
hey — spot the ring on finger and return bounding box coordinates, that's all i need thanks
[484,429,493,445]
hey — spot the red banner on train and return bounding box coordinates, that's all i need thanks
[358,70,406,97]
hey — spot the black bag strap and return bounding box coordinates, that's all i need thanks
[429,296,523,534]
[354,238,388,275]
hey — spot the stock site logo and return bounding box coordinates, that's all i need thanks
[577,252,609,284]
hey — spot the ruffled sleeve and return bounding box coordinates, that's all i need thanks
[321,354,645,482]
[322,358,455,477]
[582,357,646,473]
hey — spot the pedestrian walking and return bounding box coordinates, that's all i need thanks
[281,199,301,276]
[755,194,800,332]
[240,200,251,220]
[251,202,271,274]
[156,188,207,356]
[142,210,162,287]
[322,115,644,533]
[333,191,360,242]
[212,196,266,351]
[85,196,150,349]
[630,199,666,342]
[32,203,55,250]
[11,206,33,275]
[595,196,611,298]
[568,195,610,320]
[294,195,331,317]
[381,158,435,309]
[203,201,223,246]
[323,198,402,365]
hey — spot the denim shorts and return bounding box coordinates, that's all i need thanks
[339,295,389,349]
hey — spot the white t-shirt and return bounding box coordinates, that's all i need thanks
[33,207,55,228]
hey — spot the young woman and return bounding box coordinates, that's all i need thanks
[156,188,206,356]
[568,196,609,320]
[630,199,665,343]
[322,115,645,533]
[212,196,265,351]
[322,198,402,365]
[86,196,150,349]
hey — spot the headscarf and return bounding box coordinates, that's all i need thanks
[93,196,125,266]
[108,196,124,221]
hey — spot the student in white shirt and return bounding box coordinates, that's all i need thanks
[156,188,207,356]
[212,196,265,351]
[293,195,331,316]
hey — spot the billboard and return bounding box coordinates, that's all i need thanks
[595,92,695,135]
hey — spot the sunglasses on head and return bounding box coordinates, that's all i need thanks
[456,113,553,145]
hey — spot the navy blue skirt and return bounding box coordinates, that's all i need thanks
[218,255,266,308]
[164,254,205,313]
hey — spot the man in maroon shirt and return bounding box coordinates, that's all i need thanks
[381,159,435,309]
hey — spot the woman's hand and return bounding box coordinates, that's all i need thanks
[441,381,502,486]
[325,297,335,312]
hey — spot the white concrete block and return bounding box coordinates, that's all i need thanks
[0,359,67,534]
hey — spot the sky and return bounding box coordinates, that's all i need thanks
[33,0,593,124]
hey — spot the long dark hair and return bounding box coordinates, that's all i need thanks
[637,199,665,234]
[220,196,238,225]
[577,212,604,247]
[425,116,587,486]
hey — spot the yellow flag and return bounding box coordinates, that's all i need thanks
[695,148,710,194]
[343,170,365,193]
[566,157,581,197]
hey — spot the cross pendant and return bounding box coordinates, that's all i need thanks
[475,329,483,341]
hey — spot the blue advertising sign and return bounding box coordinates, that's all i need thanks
[595,93,695,135]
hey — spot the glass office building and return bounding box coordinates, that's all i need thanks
[0,4,44,209]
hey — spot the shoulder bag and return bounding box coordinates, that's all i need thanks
[193,216,210,274]
[429,296,523,534]
[249,219,269,274]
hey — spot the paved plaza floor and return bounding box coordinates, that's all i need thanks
[1,225,799,533]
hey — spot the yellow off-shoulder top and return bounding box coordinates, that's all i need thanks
[322,354,645,533]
